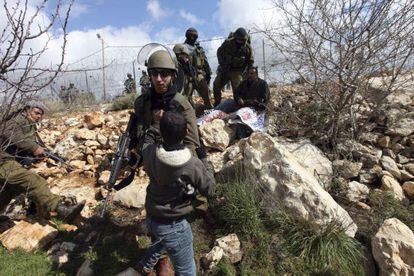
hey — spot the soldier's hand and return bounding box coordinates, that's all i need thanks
[33,147,45,157]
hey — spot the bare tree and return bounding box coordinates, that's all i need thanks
[0,0,73,120]
[265,0,414,144]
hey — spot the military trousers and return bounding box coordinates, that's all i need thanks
[192,75,213,109]
[212,70,244,106]
[0,160,60,214]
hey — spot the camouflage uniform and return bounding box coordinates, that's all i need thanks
[213,31,254,105]
[0,113,60,213]
[139,73,151,95]
[184,28,213,109]
[124,74,137,94]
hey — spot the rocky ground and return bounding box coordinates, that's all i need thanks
[0,87,413,275]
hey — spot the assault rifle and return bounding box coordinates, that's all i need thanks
[44,150,75,171]
[100,112,138,218]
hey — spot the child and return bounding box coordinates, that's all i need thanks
[136,111,215,276]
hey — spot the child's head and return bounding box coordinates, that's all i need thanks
[160,111,187,145]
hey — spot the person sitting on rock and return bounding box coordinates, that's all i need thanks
[135,111,215,276]
[214,65,270,113]
[0,101,85,223]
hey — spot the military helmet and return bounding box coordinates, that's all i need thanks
[234,27,248,40]
[185,27,198,39]
[127,73,132,77]
[146,50,177,71]
[173,44,191,56]
[26,100,49,113]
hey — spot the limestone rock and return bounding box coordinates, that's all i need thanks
[401,170,414,182]
[404,163,414,175]
[377,136,391,148]
[381,175,406,201]
[347,181,370,202]
[75,129,96,140]
[96,134,108,146]
[84,113,105,129]
[0,220,58,252]
[70,160,86,170]
[202,246,225,270]
[402,181,414,199]
[199,119,234,151]
[274,137,333,188]
[54,134,78,158]
[387,112,414,136]
[243,132,357,237]
[98,170,111,186]
[381,155,401,180]
[333,160,362,180]
[113,178,148,209]
[65,117,80,127]
[215,233,242,263]
[372,218,414,276]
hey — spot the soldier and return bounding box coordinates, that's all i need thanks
[132,50,200,160]
[131,49,201,275]
[215,66,270,113]
[139,71,151,95]
[173,43,197,105]
[67,83,80,104]
[58,85,69,104]
[124,73,137,94]
[0,101,85,222]
[213,27,254,106]
[184,27,213,109]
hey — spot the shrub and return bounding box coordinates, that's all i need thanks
[111,94,136,111]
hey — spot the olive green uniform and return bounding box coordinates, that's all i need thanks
[0,113,60,213]
[124,77,137,94]
[213,38,254,105]
[133,87,200,156]
[185,42,213,109]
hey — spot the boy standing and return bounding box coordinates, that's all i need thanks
[136,111,215,276]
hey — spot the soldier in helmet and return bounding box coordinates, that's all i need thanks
[132,50,200,157]
[131,49,200,276]
[124,73,137,94]
[0,101,85,223]
[184,27,213,109]
[139,71,151,95]
[173,43,198,105]
[213,27,254,106]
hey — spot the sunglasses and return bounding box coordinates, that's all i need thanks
[149,69,173,78]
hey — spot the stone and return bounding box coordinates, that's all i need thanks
[202,246,225,270]
[54,134,78,159]
[215,233,242,263]
[96,134,108,146]
[115,268,140,276]
[65,117,80,126]
[113,179,148,209]
[356,201,371,210]
[381,175,406,201]
[337,140,381,167]
[372,218,414,276]
[387,112,414,136]
[404,163,414,175]
[98,171,111,186]
[75,129,96,140]
[84,113,105,129]
[402,181,414,199]
[85,140,100,148]
[199,119,235,151]
[400,170,414,182]
[346,181,370,202]
[76,259,93,276]
[274,137,333,189]
[70,160,86,170]
[333,160,362,179]
[0,220,58,252]
[381,155,401,180]
[397,154,410,164]
[377,136,391,148]
[86,155,94,165]
[242,133,357,237]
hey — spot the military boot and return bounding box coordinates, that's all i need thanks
[55,200,85,223]
[156,256,174,276]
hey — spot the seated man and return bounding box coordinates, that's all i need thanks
[135,111,215,276]
[214,66,270,113]
[0,101,84,222]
